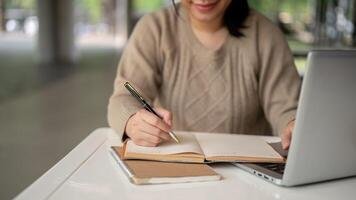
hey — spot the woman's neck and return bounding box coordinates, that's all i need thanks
[189,16,229,51]
[190,15,224,33]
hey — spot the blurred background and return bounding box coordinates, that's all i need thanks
[0,0,355,199]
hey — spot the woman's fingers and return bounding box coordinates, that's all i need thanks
[139,109,172,132]
[125,107,174,147]
[137,130,162,144]
[132,139,157,147]
[154,107,173,126]
[281,132,291,150]
[130,126,162,146]
[139,121,171,141]
[281,121,295,150]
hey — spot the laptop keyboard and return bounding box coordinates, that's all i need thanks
[258,163,286,175]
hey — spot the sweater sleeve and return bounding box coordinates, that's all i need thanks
[256,16,302,137]
[107,14,163,141]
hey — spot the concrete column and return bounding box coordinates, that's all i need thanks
[0,0,4,31]
[353,0,356,47]
[56,0,76,64]
[115,0,132,45]
[37,0,54,64]
[37,0,76,65]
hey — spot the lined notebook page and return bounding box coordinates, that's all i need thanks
[126,132,204,155]
[194,133,282,159]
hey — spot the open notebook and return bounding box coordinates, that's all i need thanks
[117,132,285,163]
[110,146,221,185]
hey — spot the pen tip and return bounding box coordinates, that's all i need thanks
[168,131,180,143]
[173,136,180,143]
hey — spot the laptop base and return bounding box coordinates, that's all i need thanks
[233,163,284,185]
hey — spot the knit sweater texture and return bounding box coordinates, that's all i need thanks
[107,6,301,141]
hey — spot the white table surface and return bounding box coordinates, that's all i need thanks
[15,128,356,200]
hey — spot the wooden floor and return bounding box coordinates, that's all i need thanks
[0,40,121,199]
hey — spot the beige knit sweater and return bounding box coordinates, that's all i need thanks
[108,5,301,141]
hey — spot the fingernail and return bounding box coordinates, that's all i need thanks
[283,144,289,150]
[282,143,286,149]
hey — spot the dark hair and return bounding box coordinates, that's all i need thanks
[172,0,250,37]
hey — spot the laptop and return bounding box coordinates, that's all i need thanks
[233,50,356,186]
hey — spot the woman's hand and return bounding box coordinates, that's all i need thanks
[281,120,295,150]
[125,107,173,147]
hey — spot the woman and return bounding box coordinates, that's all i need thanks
[108,0,301,150]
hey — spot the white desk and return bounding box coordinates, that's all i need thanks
[15,128,356,200]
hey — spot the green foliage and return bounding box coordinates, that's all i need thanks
[5,0,36,9]
[133,0,164,12]
[249,0,310,20]
[249,0,277,14]
[75,0,102,23]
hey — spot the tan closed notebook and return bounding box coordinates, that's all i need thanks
[120,132,285,163]
[110,147,221,185]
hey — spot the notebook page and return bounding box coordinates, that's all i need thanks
[194,133,282,159]
[126,132,204,155]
